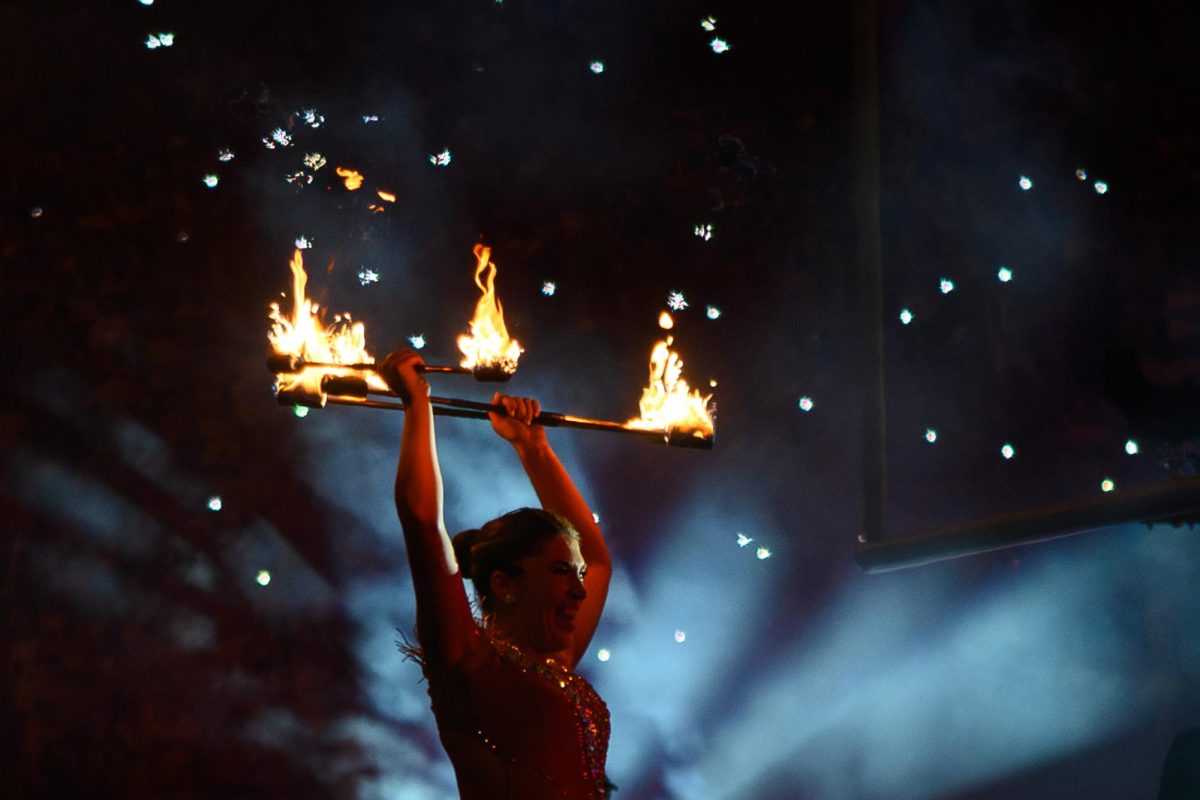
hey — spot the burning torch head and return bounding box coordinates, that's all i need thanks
[275,376,327,409]
[471,365,514,382]
[267,353,304,374]
[665,429,715,450]
[274,373,373,410]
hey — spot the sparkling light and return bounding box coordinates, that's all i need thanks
[706,306,721,320]
[899,308,914,325]
[592,512,600,524]
[256,570,272,586]
[998,266,1013,282]
[1094,181,1109,195]
[756,546,772,560]
[408,334,426,349]
[1018,175,1033,191]
[293,406,309,418]
[335,167,363,190]
[1075,168,1088,180]
[176,231,189,243]
[294,236,312,250]
[429,149,452,167]
[1100,478,1115,492]
[736,533,753,547]
[667,291,688,311]
[925,428,937,443]
[541,281,557,296]
[694,223,713,241]
[201,174,219,188]
[300,108,324,128]
[264,128,293,149]
[30,207,43,219]
[939,278,955,294]
[207,496,222,511]
[1001,443,1016,460]
[597,648,611,662]
[674,630,687,644]
[358,268,379,285]
[1125,439,1139,455]
[362,115,380,123]
[303,152,327,170]
[701,16,717,31]
[710,37,730,54]
[138,0,154,5]
[285,171,312,186]
[797,396,814,412]
[589,60,605,74]
[145,33,174,49]
[218,148,235,162]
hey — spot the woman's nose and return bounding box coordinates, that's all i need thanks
[569,573,587,598]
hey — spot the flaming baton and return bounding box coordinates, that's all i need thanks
[266,247,714,449]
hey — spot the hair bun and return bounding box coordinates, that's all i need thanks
[452,528,483,574]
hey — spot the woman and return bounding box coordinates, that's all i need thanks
[381,349,614,799]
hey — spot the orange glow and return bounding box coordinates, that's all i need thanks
[456,244,523,375]
[336,167,364,191]
[267,249,387,394]
[658,311,674,329]
[376,189,396,203]
[627,314,714,439]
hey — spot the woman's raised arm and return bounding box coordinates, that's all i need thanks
[382,350,479,667]
[488,393,613,668]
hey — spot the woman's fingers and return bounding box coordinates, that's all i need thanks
[494,394,539,425]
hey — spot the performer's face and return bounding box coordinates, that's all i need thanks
[498,533,588,657]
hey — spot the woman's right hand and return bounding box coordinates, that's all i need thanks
[379,349,430,405]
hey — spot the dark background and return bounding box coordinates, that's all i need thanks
[4,1,1200,798]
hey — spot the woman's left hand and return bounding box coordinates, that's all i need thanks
[489,392,547,447]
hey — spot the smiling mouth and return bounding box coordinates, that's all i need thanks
[553,607,577,633]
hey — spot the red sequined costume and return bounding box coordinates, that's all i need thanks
[414,626,611,799]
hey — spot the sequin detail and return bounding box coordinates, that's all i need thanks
[401,627,611,798]
[487,634,610,798]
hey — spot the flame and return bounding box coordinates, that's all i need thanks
[627,313,714,439]
[336,167,363,191]
[267,249,387,394]
[376,189,396,203]
[456,244,523,374]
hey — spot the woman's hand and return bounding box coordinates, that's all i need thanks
[489,392,548,448]
[379,349,430,405]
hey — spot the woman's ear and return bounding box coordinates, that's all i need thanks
[489,570,518,605]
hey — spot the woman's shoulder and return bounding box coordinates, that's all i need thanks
[397,622,497,677]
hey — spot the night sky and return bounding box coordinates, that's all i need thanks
[5,1,1200,798]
